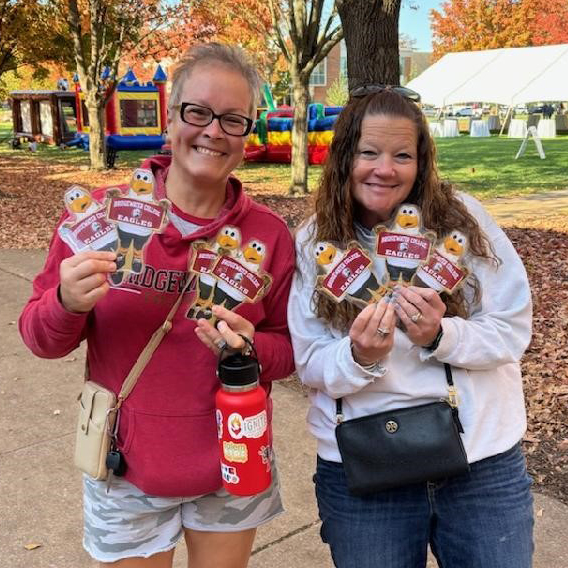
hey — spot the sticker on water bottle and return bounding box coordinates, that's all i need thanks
[216,409,223,439]
[259,446,272,471]
[223,441,248,463]
[221,463,240,484]
[228,411,267,439]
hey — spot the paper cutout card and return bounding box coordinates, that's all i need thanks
[413,230,469,294]
[374,204,436,286]
[58,185,119,254]
[187,225,273,322]
[314,241,389,308]
[105,168,170,286]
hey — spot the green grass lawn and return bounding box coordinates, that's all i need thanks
[434,135,568,198]
[1,120,566,198]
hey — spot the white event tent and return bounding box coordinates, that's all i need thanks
[406,44,568,108]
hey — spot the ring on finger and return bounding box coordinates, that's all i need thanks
[216,338,228,351]
[376,327,390,336]
[410,312,423,323]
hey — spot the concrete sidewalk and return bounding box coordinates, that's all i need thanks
[1,249,567,568]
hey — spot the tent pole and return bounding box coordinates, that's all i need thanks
[499,106,513,137]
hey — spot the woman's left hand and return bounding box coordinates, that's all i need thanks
[195,305,255,355]
[393,285,446,347]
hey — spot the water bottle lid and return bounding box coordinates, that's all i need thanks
[218,352,259,386]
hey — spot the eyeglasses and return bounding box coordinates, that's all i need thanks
[350,84,421,103]
[174,103,254,136]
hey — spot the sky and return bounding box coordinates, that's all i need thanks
[399,0,444,52]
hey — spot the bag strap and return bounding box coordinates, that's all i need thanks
[443,362,459,407]
[86,270,196,410]
[335,362,462,431]
[115,273,195,406]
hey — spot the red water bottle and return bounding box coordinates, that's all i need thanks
[215,341,271,496]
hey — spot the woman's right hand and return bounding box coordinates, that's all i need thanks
[349,297,396,366]
[59,251,117,313]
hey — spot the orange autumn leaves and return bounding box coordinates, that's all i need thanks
[431,0,568,61]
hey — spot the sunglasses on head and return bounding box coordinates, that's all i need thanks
[350,84,421,103]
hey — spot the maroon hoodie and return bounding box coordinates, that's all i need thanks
[19,155,295,497]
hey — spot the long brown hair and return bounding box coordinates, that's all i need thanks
[310,90,497,330]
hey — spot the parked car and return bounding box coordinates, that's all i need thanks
[452,107,482,117]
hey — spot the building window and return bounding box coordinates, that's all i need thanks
[120,99,158,128]
[39,100,53,137]
[309,59,327,86]
[340,40,347,79]
[60,100,77,135]
[20,100,32,132]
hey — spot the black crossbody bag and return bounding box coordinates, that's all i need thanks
[335,363,470,496]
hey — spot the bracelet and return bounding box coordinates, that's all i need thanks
[237,333,255,357]
[350,343,387,376]
[425,327,444,351]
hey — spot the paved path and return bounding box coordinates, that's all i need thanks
[2,191,568,567]
[482,188,568,226]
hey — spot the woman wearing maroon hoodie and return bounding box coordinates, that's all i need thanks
[19,43,295,567]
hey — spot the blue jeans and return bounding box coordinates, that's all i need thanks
[315,443,534,568]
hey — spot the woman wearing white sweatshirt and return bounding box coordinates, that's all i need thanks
[288,86,533,568]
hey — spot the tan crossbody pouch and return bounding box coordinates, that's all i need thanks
[74,274,194,480]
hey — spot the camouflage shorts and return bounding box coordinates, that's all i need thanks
[82,462,283,562]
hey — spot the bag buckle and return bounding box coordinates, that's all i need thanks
[447,386,459,408]
[336,413,344,424]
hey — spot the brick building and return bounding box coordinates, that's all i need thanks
[308,41,432,104]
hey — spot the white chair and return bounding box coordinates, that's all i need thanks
[515,126,545,160]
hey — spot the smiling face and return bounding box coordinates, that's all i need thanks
[167,62,253,194]
[351,114,418,228]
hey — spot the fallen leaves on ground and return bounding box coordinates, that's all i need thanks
[1,155,567,503]
[513,226,568,503]
[24,543,42,551]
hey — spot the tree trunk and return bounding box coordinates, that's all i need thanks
[337,0,401,91]
[85,94,106,171]
[289,73,310,195]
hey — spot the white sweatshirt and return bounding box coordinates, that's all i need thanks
[288,193,532,465]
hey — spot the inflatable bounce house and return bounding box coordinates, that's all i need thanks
[70,65,168,153]
[245,88,341,165]
[10,65,168,157]
[10,69,342,166]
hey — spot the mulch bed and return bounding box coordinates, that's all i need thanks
[2,155,567,503]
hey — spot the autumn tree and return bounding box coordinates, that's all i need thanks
[430,0,535,60]
[180,0,283,90]
[63,0,184,170]
[0,0,63,90]
[528,0,568,46]
[269,0,343,195]
[337,0,402,91]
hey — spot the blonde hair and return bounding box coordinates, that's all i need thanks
[168,43,261,117]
